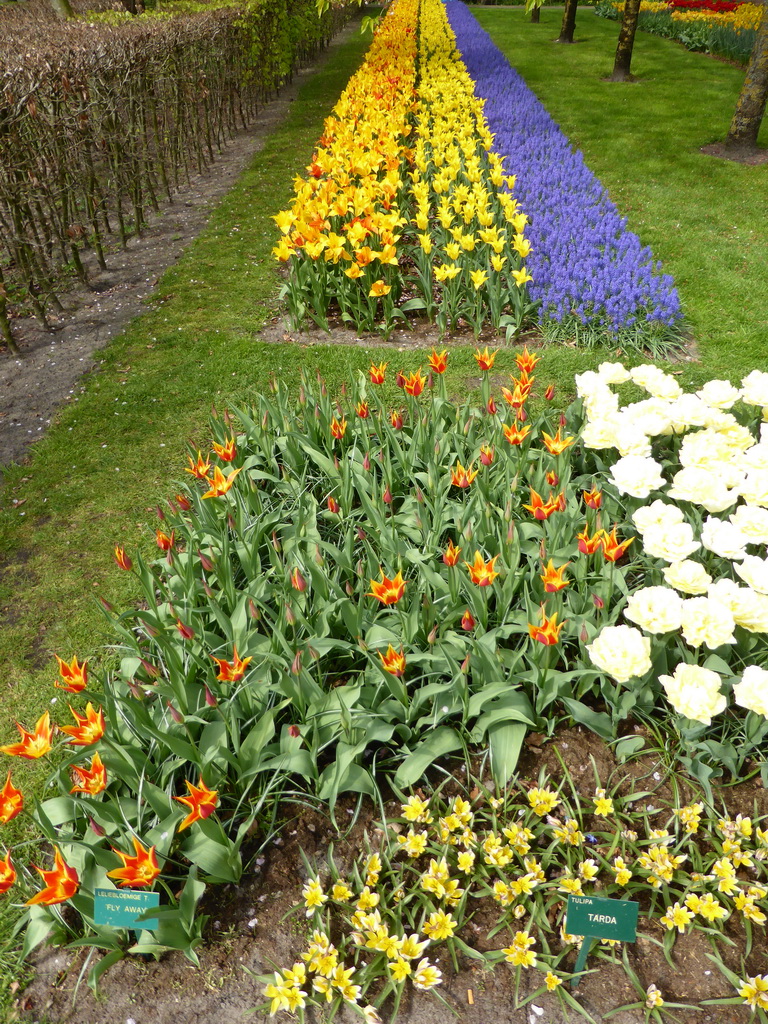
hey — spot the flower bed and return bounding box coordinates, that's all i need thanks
[444,1,684,352]
[260,780,768,1018]
[2,353,766,983]
[273,0,536,339]
[595,0,761,63]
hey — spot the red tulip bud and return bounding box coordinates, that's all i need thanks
[288,724,301,738]
[299,386,306,406]
[271,531,281,552]
[176,620,195,640]
[461,609,475,631]
[249,598,260,620]
[90,817,106,837]
[507,522,515,543]
[356,527,367,541]
[127,681,143,699]
[560,413,567,427]
[383,486,392,504]
[593,594,605,609]
[291,567,307,592]
[140,659,159,678]
[580,623,589,643]
[396,370,405,388]
[198,550,214,572]
[285,604,296,625]
[346,582,355,596]
[291,650,302,675]
[262,411,269,429]
[156,505,165,521]
[98,596,114,614]
[545,384,556,401]
[546,471,559,487]
[363,452,371,471]
[427,624,438,645]
[205,685,217,707]
[167,701,184,724]
[203,581,214,598]
[461,653,471,674]
[518,407,527,422]
[415,488,424,503]
[486,396,497,415]
[334,456,340,470]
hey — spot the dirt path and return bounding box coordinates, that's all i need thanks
[0,22,357,470]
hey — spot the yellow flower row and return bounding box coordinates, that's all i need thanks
[272,0,532,334]
[606,0,762,30]
[671,3,762,29]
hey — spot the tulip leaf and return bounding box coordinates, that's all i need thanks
[394,726,462,788]
[489,722,527,782]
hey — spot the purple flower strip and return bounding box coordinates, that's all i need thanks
[444,1,682,332]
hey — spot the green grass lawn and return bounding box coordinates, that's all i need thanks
[0,4,767,1005]
[474,5,768,380]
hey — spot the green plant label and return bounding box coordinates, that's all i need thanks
[565,894,638,942]
[94,888,160,931]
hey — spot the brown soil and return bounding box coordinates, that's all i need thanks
[17,726,762,1024]
[700,142,768,165]
[0,20,359,469]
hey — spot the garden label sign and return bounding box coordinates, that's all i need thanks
[94,888,160,931]
[565,895,638,986]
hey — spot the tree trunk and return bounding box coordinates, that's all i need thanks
[726,0,768,151]
[531,6,540,22]
[608,0,642,80]
[48,0,75,20]
[557,0,578,43]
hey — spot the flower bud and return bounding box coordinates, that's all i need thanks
[461,609,475,631]
[363,452,371,471]
[291,650,302,675]
[546,471,559,487]
[205,685,217,707]
[427,625,438,645]
[90,817,106,837]
[285,604,296,625]
[167,701,184,724]
[593,594,604,610]
[545,384,555,401]
[486,396,497,415]
[288,724,301,738]
[382,486,392,504]
[198,550,214,572]
[249,598,260,620]
[580,623,589,643]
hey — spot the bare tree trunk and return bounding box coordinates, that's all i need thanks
[531,6,540,23]
[726,0,768,151]
[48,0,75,20]
[608,0,642,80]
[557,0,578,43]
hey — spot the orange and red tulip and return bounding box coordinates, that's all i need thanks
[185,451,211,480]
[113,546,133,571]
[450,461,478,488]
[26,847,79,905]
[443,540,462,567]
[0,772,23,823]
[601,526,635,563]
[540,560,571,593]
[0,711,53,760]
[428,349,448,374]
[0,852,15,895]
[212,437,237,462]
[60,704,105,746]
[70,752,107,796]
[369,361,387,384]
[210,646,252,683]
[201,466,242,499]
[174,777,219,831]
[528,606,566,646]
[464,551,500,587]
[367,570,406,605]
[107,837,160,889]
[377,645,406,677]
[55,655,88,694]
